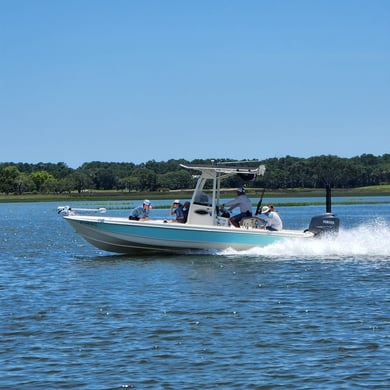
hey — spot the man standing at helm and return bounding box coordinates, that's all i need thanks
[221,187,252,228]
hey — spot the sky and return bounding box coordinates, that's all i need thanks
[1,0,389,168]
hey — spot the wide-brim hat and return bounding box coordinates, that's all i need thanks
[261,206,270,214]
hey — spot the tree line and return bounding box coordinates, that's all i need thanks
[0,154,389,195]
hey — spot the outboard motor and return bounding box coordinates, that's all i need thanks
[306,184,340,237]
[305,184,340,237]
[307,213,340,237]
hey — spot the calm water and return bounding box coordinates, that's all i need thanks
[1,199,390,389]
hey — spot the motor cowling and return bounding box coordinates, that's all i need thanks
[307,213,340,237]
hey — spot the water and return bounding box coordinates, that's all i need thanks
[1,199,390,389]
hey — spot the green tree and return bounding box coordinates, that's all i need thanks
[15,172,35,194]
[135,168,157,191]
[94,168,118,190]
[0,166,21,194]
[71,171,94,193]
[30,170,56,192]
[119,176,140,192]
[157,170,193,190]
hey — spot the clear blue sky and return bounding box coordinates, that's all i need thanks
[1,0,389,168]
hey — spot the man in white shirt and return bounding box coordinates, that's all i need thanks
[259,205,283,231]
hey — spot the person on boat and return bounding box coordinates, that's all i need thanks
[259,205,283,231]
[170,199,185,223]
[129,199,152,221]
[267,203,279,213]
[221,187,252,228]
[182,201,191,223]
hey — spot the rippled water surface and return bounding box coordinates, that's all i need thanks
[1,200,390,389]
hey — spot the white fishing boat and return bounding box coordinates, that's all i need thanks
[58,163,339,254]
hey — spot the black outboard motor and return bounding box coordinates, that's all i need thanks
[307,213,340,236]
[306,184,340,237]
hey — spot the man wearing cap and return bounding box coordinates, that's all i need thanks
[259,205,283,231]
[129,199,152,221]
[170,200,185,223]
[221,187,252,228]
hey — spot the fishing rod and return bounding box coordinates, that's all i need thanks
[255,188,266,216]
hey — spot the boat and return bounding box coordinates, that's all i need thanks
[58,163,340,254]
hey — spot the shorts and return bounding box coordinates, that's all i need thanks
[231,211,252,223]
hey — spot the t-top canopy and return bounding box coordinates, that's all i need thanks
[180,163,266,178]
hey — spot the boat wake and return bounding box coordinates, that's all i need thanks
[219,218,390,260]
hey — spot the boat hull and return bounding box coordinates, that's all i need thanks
[64,215,313,254]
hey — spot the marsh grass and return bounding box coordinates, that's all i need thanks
[1,185,390,206]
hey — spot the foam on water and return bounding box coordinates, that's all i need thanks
[219,218,390,260]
